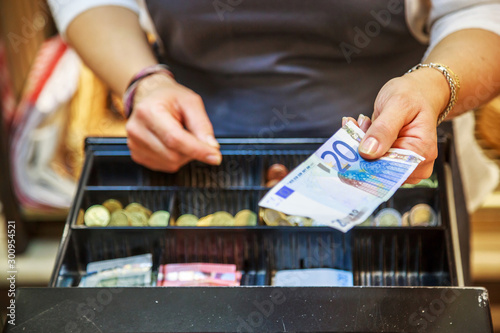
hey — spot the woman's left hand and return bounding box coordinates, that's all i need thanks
[347,69,450,184]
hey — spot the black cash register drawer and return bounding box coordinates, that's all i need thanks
[31,137,489,333]
[51,137,459,288]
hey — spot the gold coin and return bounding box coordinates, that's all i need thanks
[109,210,131,226]
[211,211,235,226]
[410,204,437,227]
[129,211,149,226]
[84,205,110,227]
[197,214,213,227]
[374,208,402,227]
[401,212,410,227]
[102,199,123,213]
[76,209,85,226]
[148,210,171,227]
[358,216,374,227]
[286,215,312,227]
[234,210,257,226]
[176,214,199,226]
[261,208,287,226]
[125,203,152,217]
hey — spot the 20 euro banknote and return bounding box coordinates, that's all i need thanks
[258,121,425,232]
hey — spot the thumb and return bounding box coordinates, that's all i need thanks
[358,105,406,160]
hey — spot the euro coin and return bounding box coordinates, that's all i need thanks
[410,204,437,227]
[286,215,312,227]
[84,205,110,227]
[401,211,410,227]
[235,210,257,226]
[109,210,131,226]
[76,209,85,226]
[177,214,199,227]
[266,164,289,182]
[212,211,235,226]
[374,208,402,227]
[102,199,123,213]
[129,211,149,226]
[148,210,171,227]
[125,203,152,217]
[261,208,287,226]
[197,214,213,227]
[358,215,374,227]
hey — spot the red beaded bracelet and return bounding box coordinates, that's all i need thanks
[123,64,174,118]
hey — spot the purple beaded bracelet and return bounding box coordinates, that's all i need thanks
[123,64,174,118]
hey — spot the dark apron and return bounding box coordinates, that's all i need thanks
[145,0,470,284]
[146,0,427,137]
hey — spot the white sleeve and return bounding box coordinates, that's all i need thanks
[425,0,500,58]
[48,0,140,36]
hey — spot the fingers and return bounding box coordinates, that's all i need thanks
[357,114,372,132]
[342,115,372,132]
[126,115,191,172]
[178,93,220,148]
[145,104,222,165]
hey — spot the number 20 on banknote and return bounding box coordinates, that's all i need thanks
[320,141,359,173]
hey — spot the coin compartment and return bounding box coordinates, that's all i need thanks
[171,189,267,226]
[259,153,309,187]
[73,189,176,228]
[362,187,442,227]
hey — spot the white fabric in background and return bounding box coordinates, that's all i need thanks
[453,112,500,212]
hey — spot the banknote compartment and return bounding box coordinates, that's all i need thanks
[72,188,176,228]
[52,227,454,288]
[352,228,453,286]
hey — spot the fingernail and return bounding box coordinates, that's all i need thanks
[358,114,365,128]
[206,154,222,165]
[204,135,220,148]
[342,117,347,127]
[359,137,379,155]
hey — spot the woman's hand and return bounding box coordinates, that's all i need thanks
[351,68,450,184]
[126,74,222,172]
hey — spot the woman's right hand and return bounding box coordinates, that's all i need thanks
[125,74,222,173]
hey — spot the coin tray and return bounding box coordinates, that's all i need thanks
[51,137,457,289]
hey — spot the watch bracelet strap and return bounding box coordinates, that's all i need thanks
[406,62,460,125]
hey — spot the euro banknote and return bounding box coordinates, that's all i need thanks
[258,121,425,232]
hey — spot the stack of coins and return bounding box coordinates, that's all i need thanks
[259,208,313,227]
[175,209,258,227]
[265,164,289,187]
[82,199,171,227]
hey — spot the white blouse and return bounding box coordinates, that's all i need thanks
[48,0,500,57]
